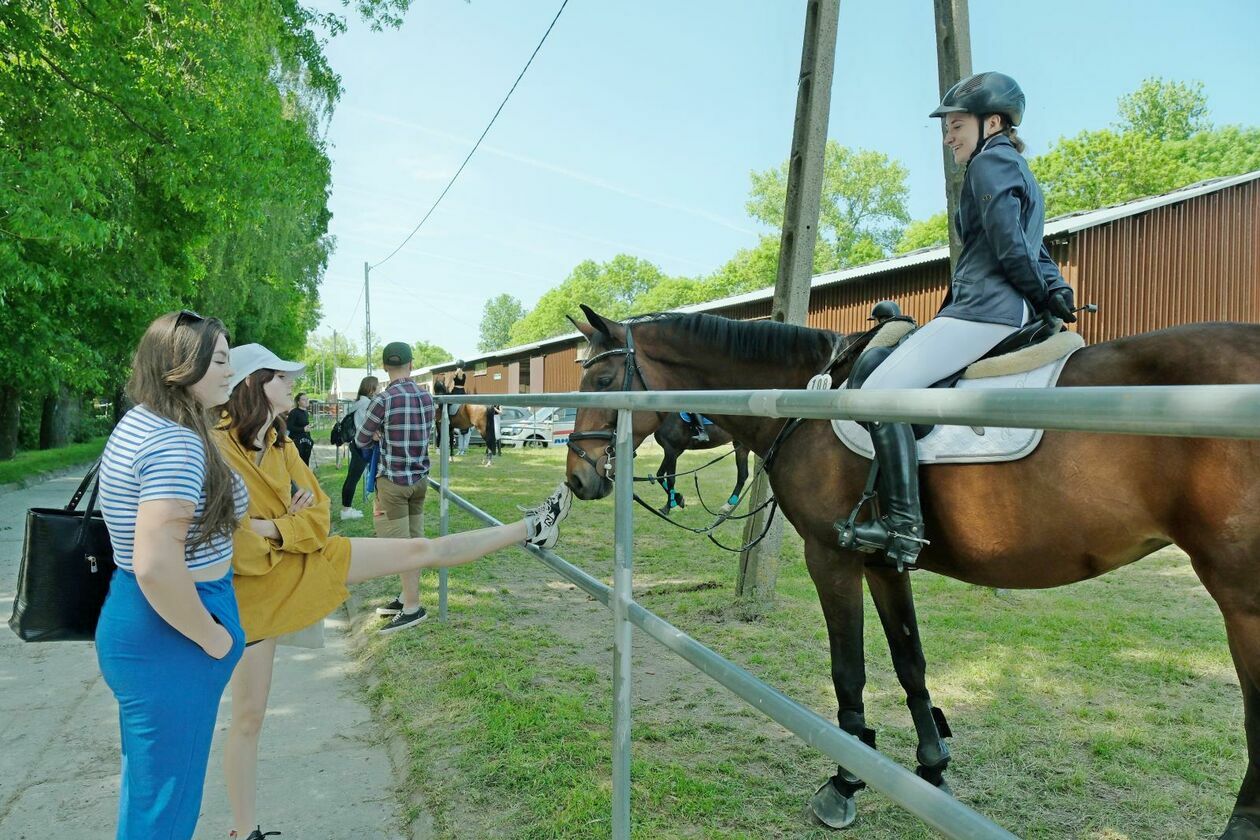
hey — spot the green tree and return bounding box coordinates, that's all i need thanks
[631,276,712,312]
[411,339,454,368]
[894,213,949,254]
[1118,78,1210,141]
[509,255,666,344]
[478,293,525,352]
[1032,78,1260,216]
[746,141,911,268]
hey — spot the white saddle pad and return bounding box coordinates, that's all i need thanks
[833,350,1079,465]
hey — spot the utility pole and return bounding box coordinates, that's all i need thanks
[933,0,972,267]
[736,0,840,610]
[364,261,373,375]
[332,330,339,400]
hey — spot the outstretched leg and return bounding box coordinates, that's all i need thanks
[803,539,872,829]
[865,566,952,788]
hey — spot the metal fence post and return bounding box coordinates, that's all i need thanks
[438,399,450,621]
[612,408,634,839]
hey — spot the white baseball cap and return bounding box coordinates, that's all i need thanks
[228,343,305,393]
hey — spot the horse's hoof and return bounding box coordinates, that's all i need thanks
[718,503,735,516]
[658,506,671,517]
[934,777,953,797]
[810,780,856,829]
[1221,814,1260,839]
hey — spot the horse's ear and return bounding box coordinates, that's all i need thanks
[567,313,594,339]
[579,304,614,338]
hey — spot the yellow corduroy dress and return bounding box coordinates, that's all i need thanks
[213,425,351,643]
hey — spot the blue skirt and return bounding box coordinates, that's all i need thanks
[96,567,244,839]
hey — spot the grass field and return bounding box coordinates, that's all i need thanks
[315,445,1241,840]
[0,437,107,486]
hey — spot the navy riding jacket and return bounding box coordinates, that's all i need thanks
[937,134,1070,327]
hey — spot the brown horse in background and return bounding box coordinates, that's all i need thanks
[432,376,488,444]
[564,305,1260,839]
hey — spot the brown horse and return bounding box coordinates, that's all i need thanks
[433,377,488,444]
[563,304,1260,839]
[650,412,751,517]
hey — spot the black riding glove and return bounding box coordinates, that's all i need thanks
[1045,287,1077,323]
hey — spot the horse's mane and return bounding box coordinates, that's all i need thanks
[632,312,841,368]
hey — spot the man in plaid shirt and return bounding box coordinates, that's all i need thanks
[355,341,436,633]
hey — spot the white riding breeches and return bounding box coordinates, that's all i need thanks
[859,316,1020,391]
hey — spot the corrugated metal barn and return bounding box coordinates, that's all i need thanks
[419,170,1259,396]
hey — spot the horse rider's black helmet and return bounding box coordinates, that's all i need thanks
[930,71,1025,126]
[868,300,903,322]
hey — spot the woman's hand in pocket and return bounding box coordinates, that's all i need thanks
[202,622,235,660]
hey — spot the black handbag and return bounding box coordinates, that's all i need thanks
[8,460,116,642]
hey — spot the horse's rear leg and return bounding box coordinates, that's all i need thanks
[1186,545,1260,839]
[865,567,952,790]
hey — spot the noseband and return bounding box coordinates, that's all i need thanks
[567,325,649,479]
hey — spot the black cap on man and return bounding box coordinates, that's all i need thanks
[382,342,412,368]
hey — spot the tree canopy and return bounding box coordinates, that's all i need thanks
[0,1,377,455]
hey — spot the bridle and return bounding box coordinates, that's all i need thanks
[566,324,651,480]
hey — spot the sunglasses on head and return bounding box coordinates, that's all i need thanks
[174,309,204,328]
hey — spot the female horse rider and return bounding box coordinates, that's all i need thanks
[844,71,1076,572]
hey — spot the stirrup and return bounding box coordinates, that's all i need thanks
[836,516,927,573]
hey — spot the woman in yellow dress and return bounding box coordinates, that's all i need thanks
[212,343,570,840]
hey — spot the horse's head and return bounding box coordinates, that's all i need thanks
[565,305,675,500]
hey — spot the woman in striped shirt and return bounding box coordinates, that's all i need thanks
[95,311,248,840]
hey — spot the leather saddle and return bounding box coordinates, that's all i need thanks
[846,301,1068,439]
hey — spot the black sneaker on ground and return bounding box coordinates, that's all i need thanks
[375,596,404,616]
[245,828,281,840]
[378,605,428,635]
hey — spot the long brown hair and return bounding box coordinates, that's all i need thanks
[357,376,379,399]
[223,368,288,452]
[125,311,239,547]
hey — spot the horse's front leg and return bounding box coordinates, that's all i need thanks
[722,444,750,514]
[656,451,680,515]
[865,566,952,790]
[804,541,872,829]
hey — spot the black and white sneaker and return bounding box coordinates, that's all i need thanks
[375,596,405,616]
[378,605,428,635]
[520,483,573,550]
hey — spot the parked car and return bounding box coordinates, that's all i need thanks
[500,406,578,448]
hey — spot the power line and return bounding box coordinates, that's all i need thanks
[342,284,365,335]
[370,0,570,270]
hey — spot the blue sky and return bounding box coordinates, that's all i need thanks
[314,0,1259,360]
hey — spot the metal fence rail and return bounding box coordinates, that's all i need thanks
[426,476,1018,840]
[429,384,1260,839]
[441,384,1260,439]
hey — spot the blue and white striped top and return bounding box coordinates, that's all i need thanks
[100,405,247,572]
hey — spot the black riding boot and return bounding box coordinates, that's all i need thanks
[846,422,926,572]
[688,415,709,442]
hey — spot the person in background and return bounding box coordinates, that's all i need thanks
[285,392,313,465]
[451,363,472,455]
[213,342,572,840]
[482,404,501,467]
[338,375,379,520]
[95,310,247,839]
[354,341,433,633]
